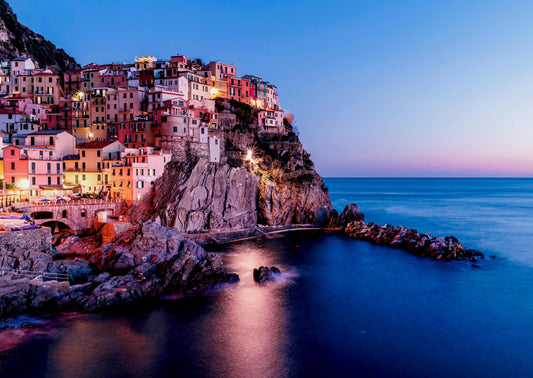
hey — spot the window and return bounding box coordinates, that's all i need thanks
[81,151,85,157]
[48,177,51,185]
[82,174,86,181]
[62,210,68,218]
[10,162,14,170]
[81,209,86,217]
[97,150,101,157]
[10,149,14,155]
[32,177,36,185]
[57,177,60,185]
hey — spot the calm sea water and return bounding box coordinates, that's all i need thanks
[2,178,533,377]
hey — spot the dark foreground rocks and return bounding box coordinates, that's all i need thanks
[253,266,281,283]
[0,222,238,320]
[345,221,483,260]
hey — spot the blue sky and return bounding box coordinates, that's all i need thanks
[9,0,533,177]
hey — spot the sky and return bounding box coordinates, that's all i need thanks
[8,0,533,177]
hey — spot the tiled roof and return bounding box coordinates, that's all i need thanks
[79,140,116,149]
[28,130,64,135]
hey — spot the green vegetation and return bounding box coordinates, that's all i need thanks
[230,99,257,126]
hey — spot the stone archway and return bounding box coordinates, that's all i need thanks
[41,220,72,233]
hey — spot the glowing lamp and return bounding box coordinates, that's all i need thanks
[246,150,253,161]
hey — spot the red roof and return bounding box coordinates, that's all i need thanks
[79,140,116,149]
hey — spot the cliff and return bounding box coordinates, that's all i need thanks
[0,0,79,74]
[131,100,336,233]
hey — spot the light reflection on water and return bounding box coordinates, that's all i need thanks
[198,246,292,377]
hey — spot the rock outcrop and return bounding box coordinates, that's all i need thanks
[338,204,365,227]
[150,158,260,232]
[345,221,483,260]
[0,222,238,320]
[0,0,79,74]
[253,266,281,283]
[133,100,336,233]
[0,227,53,271]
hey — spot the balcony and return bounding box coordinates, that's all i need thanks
[30,171,61,175]
[22,156,61,161]
[64,167,103,173]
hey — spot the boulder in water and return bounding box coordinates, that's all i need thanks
[253,266,281,283]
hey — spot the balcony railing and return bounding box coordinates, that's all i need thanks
[64,168,104,173]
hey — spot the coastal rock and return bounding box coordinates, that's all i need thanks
[149,158,259,232]
[338,204,365,227]
[344,221,483,260]
[253,266,281,283]
[0,222,238,320]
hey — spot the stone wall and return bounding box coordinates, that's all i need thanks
[160,135,210,161]
[0,227,53,271]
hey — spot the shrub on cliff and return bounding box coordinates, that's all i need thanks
[230,99,257,126]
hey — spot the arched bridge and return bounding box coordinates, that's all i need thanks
[29,200,124,233]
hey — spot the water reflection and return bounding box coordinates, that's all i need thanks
[48,316,156,377]
[200,243,291,377]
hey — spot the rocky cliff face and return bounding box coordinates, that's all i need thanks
[0,0,79,73]
[0,222,237,319]
[150,158,260,232]
[132,101,336,232]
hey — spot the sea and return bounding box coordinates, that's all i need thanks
[1,178,533,377]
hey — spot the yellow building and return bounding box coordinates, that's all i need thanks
[210,77,227,99]
[63,140,124,194]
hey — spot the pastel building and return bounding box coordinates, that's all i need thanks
[124,147,171,202]
[258,110,284,132]
[63,140,124,194]
[70,90,91,142]
[3,130,75,196]
[0,61,12,93]
[90,87,108,140]
[32,70,63,106]
[0,112,40,144]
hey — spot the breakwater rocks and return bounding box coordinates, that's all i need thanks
[0,222,238,320]
[345,221,483,260]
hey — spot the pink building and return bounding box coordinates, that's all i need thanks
[0,96,32,114]
[123,147,171,202]
[208,62,237,80]
[106,87,146,124]
[258,110,284,132]
[3,130,75,196]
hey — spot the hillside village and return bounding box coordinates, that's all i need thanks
[0,55,286,205]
